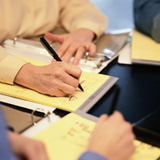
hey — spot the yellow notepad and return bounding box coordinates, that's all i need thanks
[131,30,160,66]
[0,57,118,112]
[34,113,160,160]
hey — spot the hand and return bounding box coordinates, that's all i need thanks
[88,111,135,160]
[14,60,82,96]
[45,28,96,65]
[7,131,49,160]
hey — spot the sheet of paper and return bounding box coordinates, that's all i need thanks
[118,43,132,65]
[0,57,110,112]
[34,113,95,160]
[34,113,160,160]
[132,30,160,64]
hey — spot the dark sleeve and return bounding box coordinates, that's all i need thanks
[134,0,160,42]
[0,109,18,160]
[78,151,107,160]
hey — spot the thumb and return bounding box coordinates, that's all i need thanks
[98,114,108,123]
[45,32,63,43]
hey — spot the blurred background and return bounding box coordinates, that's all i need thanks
[90,0,134,33]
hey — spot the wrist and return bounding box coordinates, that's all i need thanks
[76,28,96,41]
[14,63,34,87]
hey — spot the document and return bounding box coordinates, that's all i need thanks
[0,57,118,112]
[34,113,160,160]
[131,30,160,66]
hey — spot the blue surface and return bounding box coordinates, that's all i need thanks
[89,59,160,124]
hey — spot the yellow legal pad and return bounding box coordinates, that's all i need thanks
[0,57,117,112]
[34,113,160,160]
[131,29,160,66]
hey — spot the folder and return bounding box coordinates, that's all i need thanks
[131,30,160,66]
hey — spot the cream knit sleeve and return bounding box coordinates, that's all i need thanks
[59,0,107,38]
[0,46,27,84]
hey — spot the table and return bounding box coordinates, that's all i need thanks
[88,58,160,147]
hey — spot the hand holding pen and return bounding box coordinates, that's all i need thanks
[40,37,84,92]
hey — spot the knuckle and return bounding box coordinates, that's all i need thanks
[54,71,63,78]
[74,80,79,87]
[68,87,76,94]
[76,67,82,75]
[39,141,46,149]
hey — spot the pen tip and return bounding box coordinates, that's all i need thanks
[78,84,84,92]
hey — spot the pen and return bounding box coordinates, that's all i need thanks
[108,86,120,115]
[40,37,84,92]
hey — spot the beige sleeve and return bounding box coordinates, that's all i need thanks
[0,46,27,84]
[59,0,107,38]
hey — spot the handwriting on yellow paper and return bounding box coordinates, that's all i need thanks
[0,57,110,112]
[34,113,160,160]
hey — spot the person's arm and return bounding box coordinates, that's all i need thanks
[0,107,49,160]
[0,46,27,84]
[45,0,107,65]
[134,0,160,42]
[0,49,82,97]
[14,59,81,96]
[81,112,135,160]
[59,0,107,39]
[0,110,18,160]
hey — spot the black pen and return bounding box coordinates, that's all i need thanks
[40,37,84,92]
[108,86,120,115]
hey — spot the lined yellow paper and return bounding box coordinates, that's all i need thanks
[34,113,95,160]
[0,57,110,112]
[34,113,160,160]
[132,30,160,63]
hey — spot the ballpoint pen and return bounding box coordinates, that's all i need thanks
[40,37,84,92]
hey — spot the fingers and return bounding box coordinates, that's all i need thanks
[45,32,63,43]
[18,61,82,97]
[8,132,49,160]
[88,43,96,56]
[47,73,79,96]
[42,62,82,96]
[90,111,135,160]
[60,43,96,65]
[45,31,96,65]
[57,38,78,59]
[61,62,82,79]
[72,46,88,65]
[24,141,49,160]
[98,114,108,123]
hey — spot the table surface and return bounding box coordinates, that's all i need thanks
[88,58,160,146]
